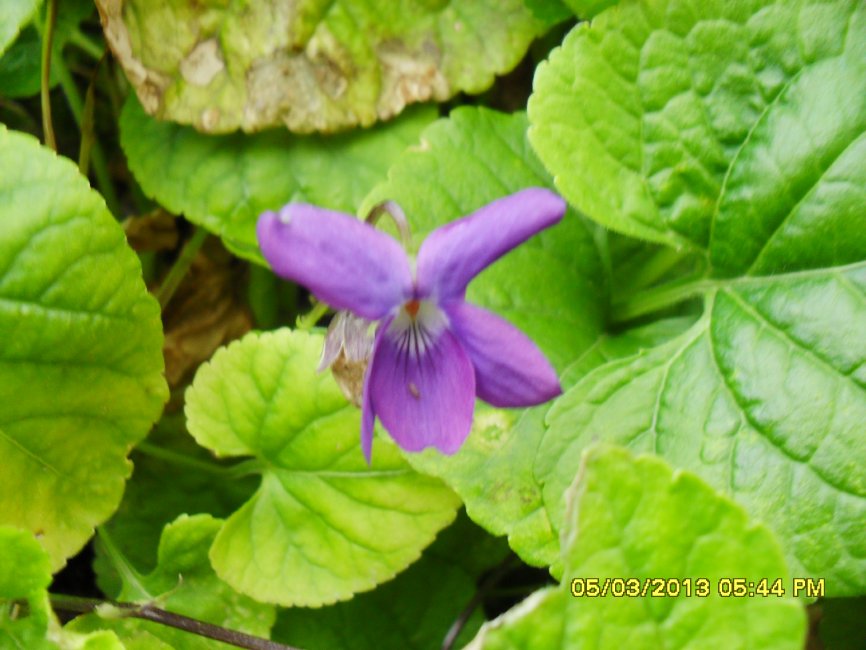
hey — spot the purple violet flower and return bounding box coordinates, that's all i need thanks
[257,188,565,461]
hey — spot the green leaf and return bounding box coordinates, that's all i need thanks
[359,107,607,568]
[525,0,866,595]
[120,95,435,263]
[559,316,697,387]
[0,528,124,649]
[94,414,257,598]
[0,127,167,569]
[98,0,543,133]
[128,514,276,634]
[0,26,43,97]
[73,515,275,649]
[184,329,461,606]
[0,0,39,57]
[709,57,866,276]
[3,594,126,650]
[467,445,807,650]
[523,0,573,25]
[273,510,510,650]
[0,527,52,599]
[562,0,619,19]
[544,270,866,593]
[529,0,864,249]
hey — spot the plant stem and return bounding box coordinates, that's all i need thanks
[47,594,299,650]
[135,442,262,479]
[78,67,98,175]
[442,556,521,650]
[610,278,713,323]
[156,227,209,310]
[627,246,693,291]
[135,442,229,475]
[68,29,105,60]
[95,528,152,602]
[53,53,122,216]
[296,301,329,330]
[40,0,58,150]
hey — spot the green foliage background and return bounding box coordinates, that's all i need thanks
[0,0,863,648]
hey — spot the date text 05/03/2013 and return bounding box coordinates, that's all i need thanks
[569,577,825,599]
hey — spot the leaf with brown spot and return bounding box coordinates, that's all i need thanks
[96,0,545,133]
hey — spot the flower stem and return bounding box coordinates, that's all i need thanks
[610,278,713,323]
[40,0,58,151]
[47,594,299,650]
[156,227,209,310]
[296,300,329,330]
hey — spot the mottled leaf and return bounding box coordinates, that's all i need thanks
[99,0,543,133]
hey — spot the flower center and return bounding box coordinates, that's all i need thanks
[387,299,448,359]
[404,299,420,319]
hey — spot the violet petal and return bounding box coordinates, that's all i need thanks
[368,322,476,454]
[447,302,562,407]
[257,204,412,320]
[415,188,566,301]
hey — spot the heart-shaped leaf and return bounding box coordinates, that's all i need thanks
[184,329,461,606]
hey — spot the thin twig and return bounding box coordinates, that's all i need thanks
[156,227,209,310]
[40,0,58,150]
[47,594,301,650]
[442,555,522,650]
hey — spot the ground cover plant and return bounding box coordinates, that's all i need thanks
[0,0,864,648]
